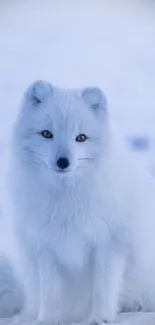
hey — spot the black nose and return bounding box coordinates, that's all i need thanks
[57,157,69,170]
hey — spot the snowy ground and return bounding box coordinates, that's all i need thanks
[0,0,155,324]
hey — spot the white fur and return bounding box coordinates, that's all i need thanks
[7,80,155,324]
[0,256,24,318]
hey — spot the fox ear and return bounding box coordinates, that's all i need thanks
[82,87,107,112]
[25,80,53,106]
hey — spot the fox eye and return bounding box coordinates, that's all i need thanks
[41,130,53,139]
[76,134,87,142]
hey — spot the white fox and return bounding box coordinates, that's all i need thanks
[7,81,155,324]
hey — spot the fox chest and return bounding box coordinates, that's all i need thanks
[51,225,94,272]
[24,194,105,270]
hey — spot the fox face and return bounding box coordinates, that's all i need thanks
[14,81,108,184]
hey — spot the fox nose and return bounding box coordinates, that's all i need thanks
[57,157,70,170]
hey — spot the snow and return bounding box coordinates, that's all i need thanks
[0,0,155,324]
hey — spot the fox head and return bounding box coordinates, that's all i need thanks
[14,80,108,185]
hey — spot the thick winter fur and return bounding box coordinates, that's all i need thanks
[7,81,155,324]
[0,256,24,318]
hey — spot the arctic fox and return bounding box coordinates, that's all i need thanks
[8,80,155,324]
